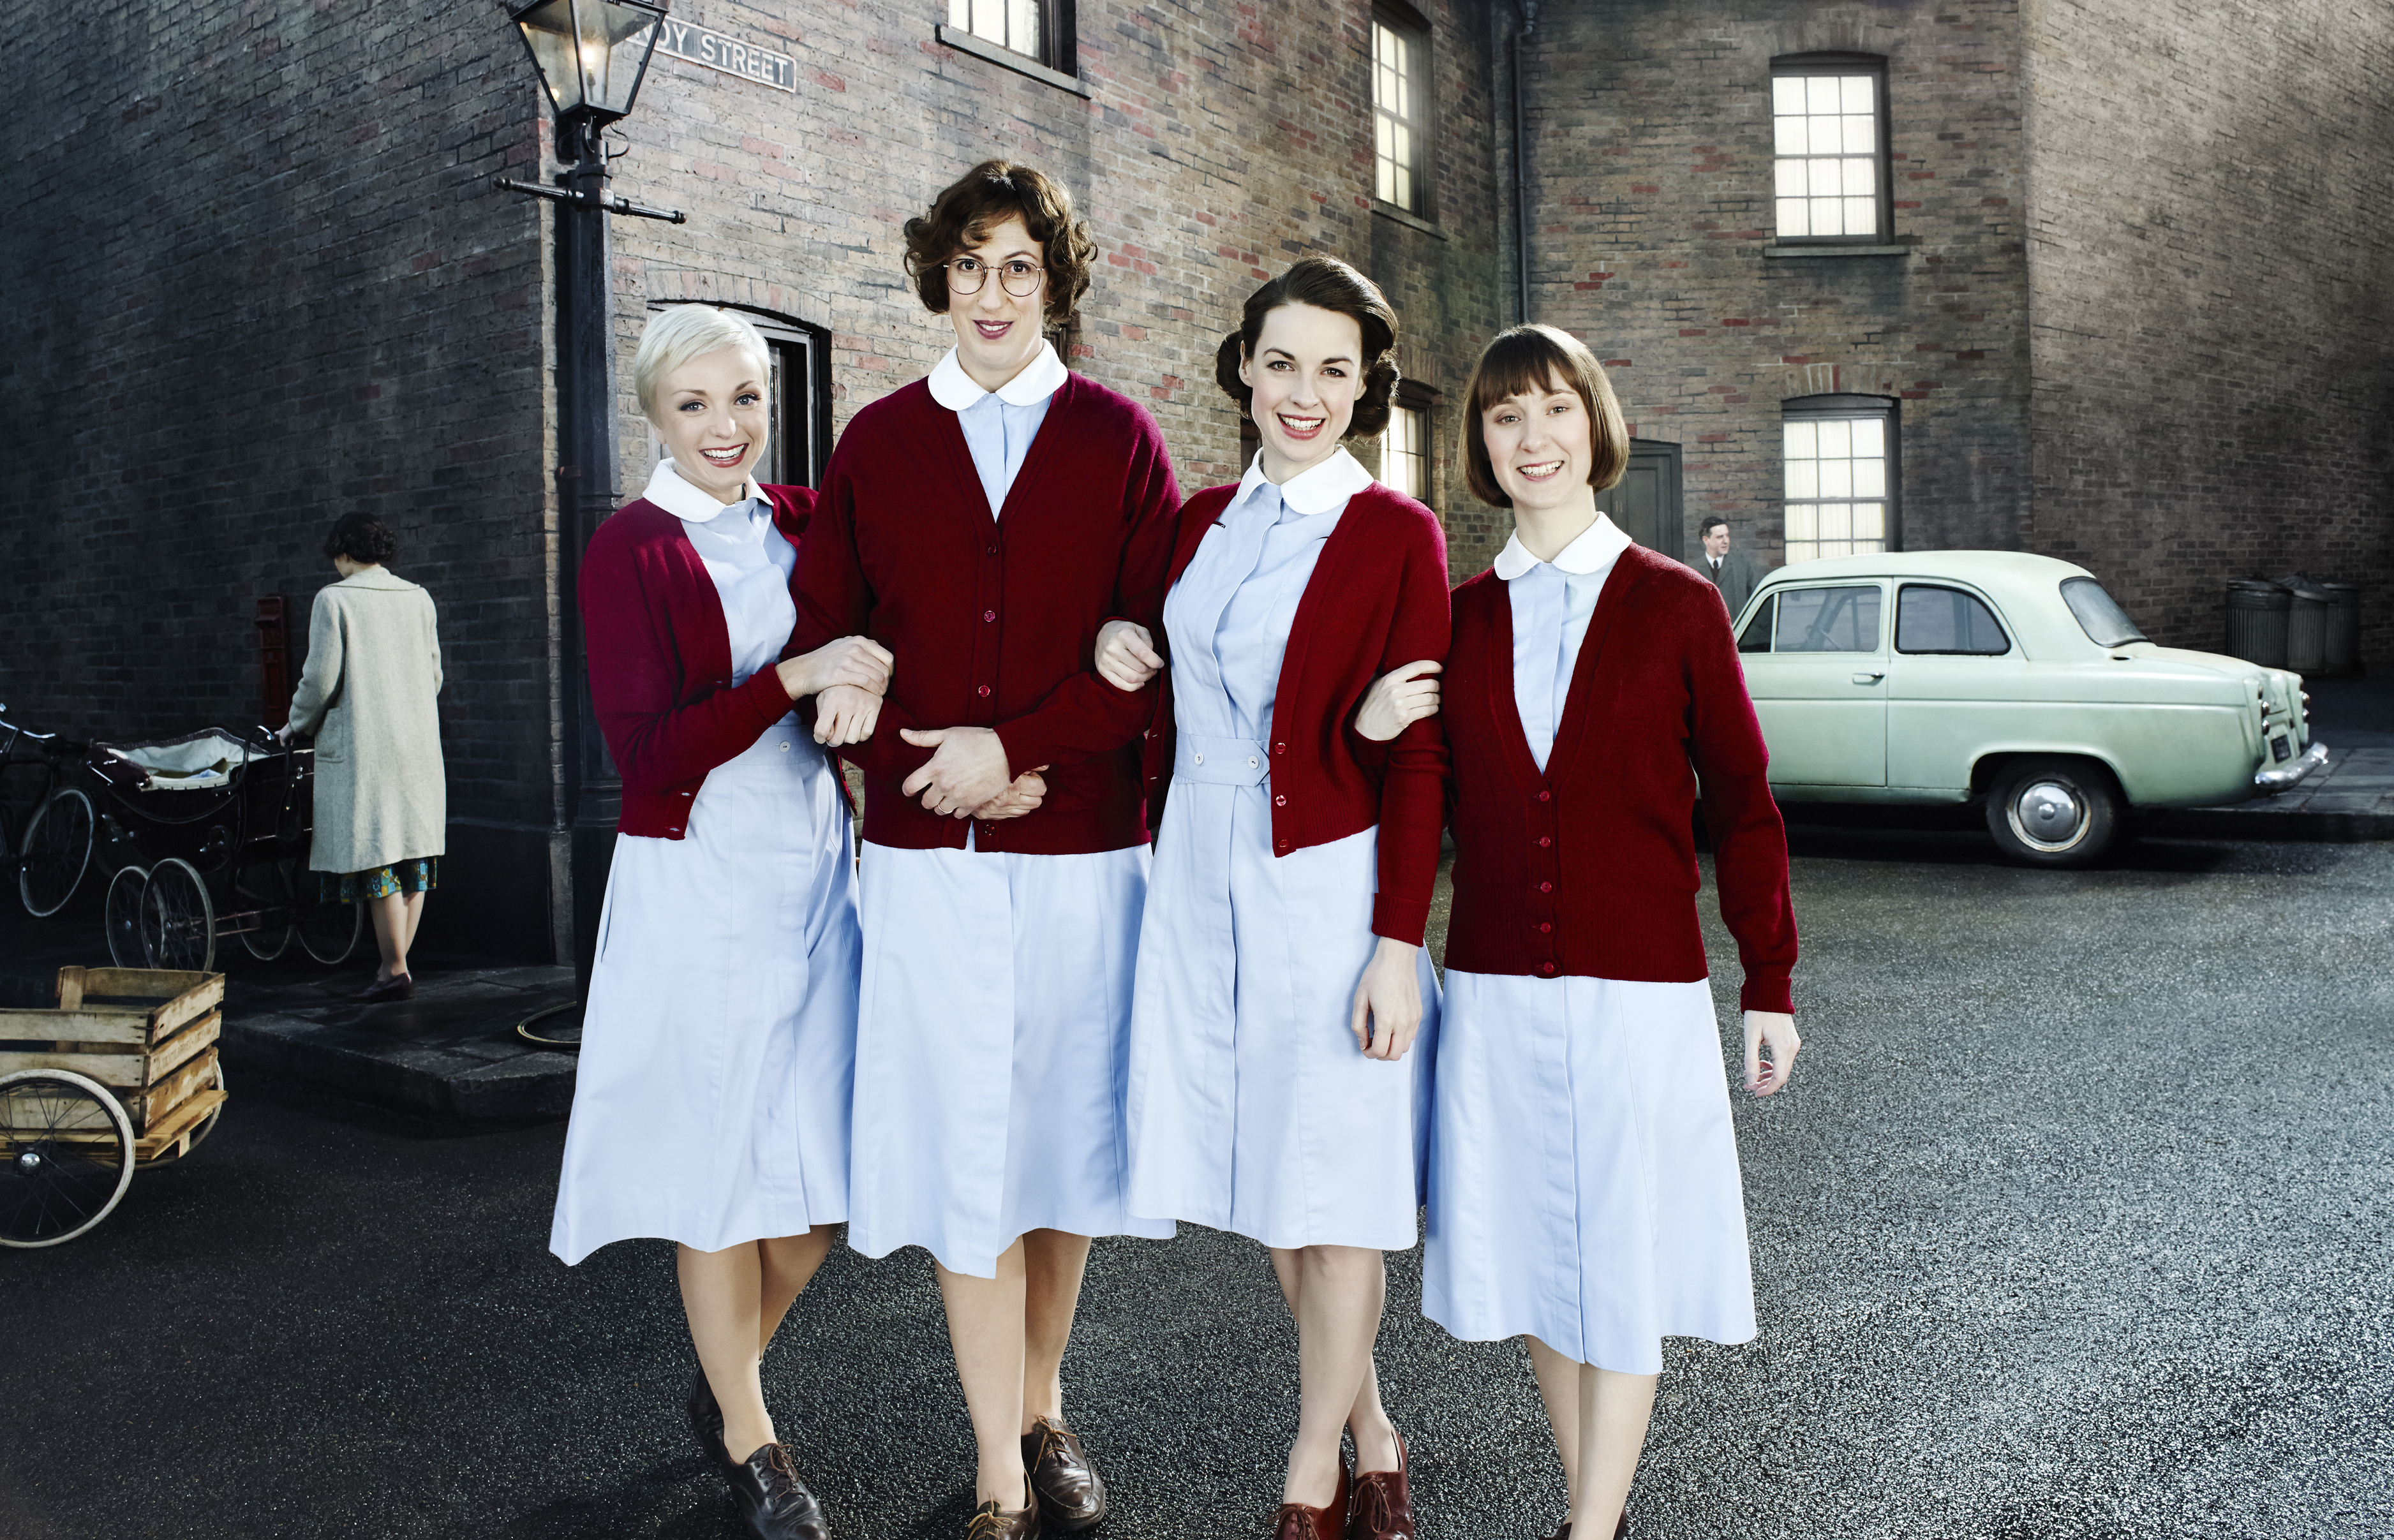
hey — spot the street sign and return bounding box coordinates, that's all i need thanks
[654,18,795,92]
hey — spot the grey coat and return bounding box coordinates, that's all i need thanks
[1690,548,1764,623]
[287,569,447,873]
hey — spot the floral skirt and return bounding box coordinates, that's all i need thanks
[323,858,439,903]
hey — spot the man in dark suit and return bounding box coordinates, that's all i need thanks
[1690,516,1763,620]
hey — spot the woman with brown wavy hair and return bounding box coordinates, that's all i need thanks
[1099,256,1450,1540]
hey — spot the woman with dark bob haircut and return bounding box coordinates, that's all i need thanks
[281,513,446,1000]
[1098,255,1449,1540]
[1379,323,1803,1539]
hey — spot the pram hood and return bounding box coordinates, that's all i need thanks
[97,730,268,792]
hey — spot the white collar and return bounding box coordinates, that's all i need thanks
[1232,445,1376,518]
[644,456,758,525]
[1492,514,1633,581]
[928,339,1069,411]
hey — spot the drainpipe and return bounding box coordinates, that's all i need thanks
[1512,1,1537,323]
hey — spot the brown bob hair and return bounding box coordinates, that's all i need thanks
[1214,256,1401,441]
[902,159,1096,329]
[1459,323,1632,507]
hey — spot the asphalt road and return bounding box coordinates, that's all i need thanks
[4,827,2391,1540]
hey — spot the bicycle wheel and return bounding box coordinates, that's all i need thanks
[140,857,216,973]
[19,787,93,918]
[232,857,295,961]
[0,1069,136,1248]
[295,871,363,966]
[103,865,149,968]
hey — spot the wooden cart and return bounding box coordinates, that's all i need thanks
[0,966,229,1248]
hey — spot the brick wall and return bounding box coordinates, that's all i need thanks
[588,0,1504,566]
[0,0,563,957]
[2022,0,2394,658]
[1519,0,2034,573]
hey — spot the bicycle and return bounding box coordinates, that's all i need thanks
[0,703,95,919]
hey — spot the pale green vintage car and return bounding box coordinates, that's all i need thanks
[1730,551,2328,865]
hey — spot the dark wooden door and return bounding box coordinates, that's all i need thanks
[1595,438,1684,559]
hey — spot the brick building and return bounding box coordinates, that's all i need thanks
[4,0,2386,961]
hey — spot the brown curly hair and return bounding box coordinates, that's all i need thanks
[1213,256,1401,441]
[902,159,1095,329]
[322,513,396,566]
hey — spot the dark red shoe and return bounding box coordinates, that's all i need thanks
[1270,1462,1349,1540]
[355,972,413,1002]
[1347,1432,1415,1540]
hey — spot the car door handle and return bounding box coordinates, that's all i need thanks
[1851,670,1884,685]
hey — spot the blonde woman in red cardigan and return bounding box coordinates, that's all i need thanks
[1100,257,1449,1540]
[549,306,895,1540]
[1402,325,1802,1540]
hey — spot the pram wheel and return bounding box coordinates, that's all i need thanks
[232,858,295,962]
[18,787,93,918]
[140,857,216,974]
[103,865,149,968]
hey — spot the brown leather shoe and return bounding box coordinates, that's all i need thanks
[1269,1462,1349,1540]
[1535,1511,1628,1540]
[967,1490,1041,1539]
[1347,1432,1415,1540]
[1021,1417,1107,1531]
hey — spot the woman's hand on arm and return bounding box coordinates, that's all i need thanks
[1094,620,1164,692]
[812,683,882,746]
[1348,938,1425,1062]
[1744,1011,1800,1096]
[777,635,893,702]
[1353,660,1443,743]
[969,767,1049,821]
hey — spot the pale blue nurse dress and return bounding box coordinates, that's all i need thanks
[1422,515,1755,1373]
[551,457,859,1264]
[1125,448,1441,1253]
[845,343,1173,1279]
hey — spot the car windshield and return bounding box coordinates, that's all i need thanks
[2060,577,2147,648]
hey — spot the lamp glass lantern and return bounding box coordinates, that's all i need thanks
[511,0,667,125]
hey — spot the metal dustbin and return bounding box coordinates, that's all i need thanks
[2271,573,2330,674]
[2225,580,2291,667]
[2318,581,2363,676]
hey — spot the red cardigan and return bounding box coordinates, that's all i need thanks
[789,373,1182,854]
[1440,543,1796,1012]
[579,484,814,839]
[1141,480,1451,947]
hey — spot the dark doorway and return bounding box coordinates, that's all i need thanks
[1596,438,1684,559]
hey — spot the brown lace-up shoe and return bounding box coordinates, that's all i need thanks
[1535,1509,1629,1540]
[724,1442,828,1540]
[1346,1432,1415,1540]
[1021,1417,1107,1530]
[967,1489,1042,1539]
[1269,1462,1349,1540]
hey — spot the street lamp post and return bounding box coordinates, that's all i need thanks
[494,0,685,1003]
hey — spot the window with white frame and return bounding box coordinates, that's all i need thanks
[1378,404,1428,500]
[1781,396,1896,563]
[1372,11,1431,214]
[1771,56,1887,243]
[949,0,1047,64]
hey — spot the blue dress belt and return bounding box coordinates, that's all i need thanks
[1175,734,1270,787]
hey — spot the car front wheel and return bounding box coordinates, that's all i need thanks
[1984,757,2120,867]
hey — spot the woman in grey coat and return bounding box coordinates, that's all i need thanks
[281,514,446,1002]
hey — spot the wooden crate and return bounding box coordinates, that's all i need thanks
[0,966,228,1162]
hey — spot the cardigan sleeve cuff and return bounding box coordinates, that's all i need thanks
[990,718,1047,780]
[1370,889,1431,949]
[1738,971,1795,1016]
[740,664,796,723]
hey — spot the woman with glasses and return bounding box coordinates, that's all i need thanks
[790,159,1182,1540]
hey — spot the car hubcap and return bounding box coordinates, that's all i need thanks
[2010,780,2086,851]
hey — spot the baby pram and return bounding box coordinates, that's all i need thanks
[83,727,362,971]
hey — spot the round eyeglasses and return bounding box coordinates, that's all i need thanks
[944,256,1046,298]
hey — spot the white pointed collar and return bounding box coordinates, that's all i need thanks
[643,455,759,525]
[1492,514,1633,581]
[928,338,1069,411]
[1232,445,1376,518]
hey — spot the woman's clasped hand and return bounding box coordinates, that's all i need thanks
[782,636,893,745]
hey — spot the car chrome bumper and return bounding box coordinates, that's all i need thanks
[2254,740,2330,794]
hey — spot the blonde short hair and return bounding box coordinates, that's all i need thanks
[633,306,772,419]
